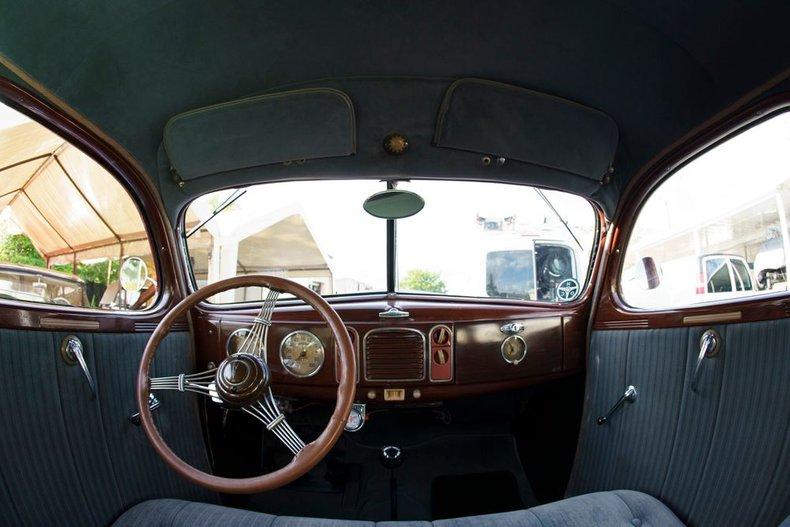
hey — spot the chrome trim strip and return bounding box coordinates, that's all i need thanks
[682,311,741,325]
[43,318,100,330]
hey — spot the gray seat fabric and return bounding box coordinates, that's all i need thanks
[115,490,683,526]
[570,320,790,526]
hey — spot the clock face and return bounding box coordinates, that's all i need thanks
[501,335,527,365]
[279,330,325,377]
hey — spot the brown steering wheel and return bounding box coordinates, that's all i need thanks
[136,275,356,493]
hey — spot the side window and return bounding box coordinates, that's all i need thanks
[731,258,753,291]
[705,257,732,293]
[0,100,157,310]
[621,112,789,309]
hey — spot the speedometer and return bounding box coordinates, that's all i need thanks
[279,330,325,377]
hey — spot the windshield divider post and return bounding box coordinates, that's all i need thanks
[386,181,397,293]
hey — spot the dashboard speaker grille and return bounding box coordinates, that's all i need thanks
[364,328,426,381]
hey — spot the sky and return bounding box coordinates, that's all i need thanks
[632,112,790,244]
[0,103,28,130]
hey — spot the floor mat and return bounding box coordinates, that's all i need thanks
[432,471,523,520]
[241,433,535,521]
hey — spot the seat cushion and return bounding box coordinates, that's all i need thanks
[434,490,682,526]
[114,490,683,527]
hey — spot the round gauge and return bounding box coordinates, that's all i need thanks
[226,328,252,356]
[501,335,527,365]
[279,330,325,377]
[345,404,366,432]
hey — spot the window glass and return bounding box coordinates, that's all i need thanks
[621,112,790,308]
[706,259,732,293]
[0,100,157,310]
[185,180,597,303]
[395,180,596,301]
[731,258,753,291]
[184,180,387,303]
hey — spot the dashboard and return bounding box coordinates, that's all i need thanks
[194,295,586,404]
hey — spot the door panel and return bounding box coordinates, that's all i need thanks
[568,320,790,526]
[0,329,214,527]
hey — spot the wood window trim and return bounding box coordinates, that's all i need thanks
[0,76,187,331]
[596,93,790,329]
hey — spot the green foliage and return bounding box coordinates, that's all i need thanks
[0,234,46,267]
[399,269,447,293]
[52,259,119,285]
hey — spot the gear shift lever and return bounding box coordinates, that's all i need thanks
[380,446,403,519]
[380,446,403,469]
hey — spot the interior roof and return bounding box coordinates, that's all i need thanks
[1,1,788,218]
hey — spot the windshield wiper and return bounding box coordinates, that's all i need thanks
[185,188,247,239]
[534,188,583,250]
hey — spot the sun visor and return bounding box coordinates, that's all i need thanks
[434,79,618,182]
[164,88,356,181]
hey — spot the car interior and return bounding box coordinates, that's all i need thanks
[0,2,788,526]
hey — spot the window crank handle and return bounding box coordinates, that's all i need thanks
[597,385,637,425]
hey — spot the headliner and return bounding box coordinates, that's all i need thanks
[1,1,789,220]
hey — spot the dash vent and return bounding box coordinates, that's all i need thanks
[364,328,426,382]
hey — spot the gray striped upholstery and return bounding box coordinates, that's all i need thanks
[115,490,683,526]
[569,319,790,527]
[0,329,215,527]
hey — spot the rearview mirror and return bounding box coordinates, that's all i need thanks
[120,257,149,294]
[363,189,424,219]
[640,256,661,290]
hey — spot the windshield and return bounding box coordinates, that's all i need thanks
[183,180,596,303]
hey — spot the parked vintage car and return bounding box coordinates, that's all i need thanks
[0,3,787,527]
[0,262,88,306]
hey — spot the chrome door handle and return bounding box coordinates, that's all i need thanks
[129,393,161,425]
[60,335,96,400]
[379,306,409,319]
[691,329,721,392]
[500,322,525,334]
[597,385,637,425]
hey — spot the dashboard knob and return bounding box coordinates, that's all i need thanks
[433,348,448,365]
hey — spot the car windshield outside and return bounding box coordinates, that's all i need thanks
[184,180,597,303]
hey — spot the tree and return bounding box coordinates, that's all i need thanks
[0,234,45,267]
[399,269,446,293]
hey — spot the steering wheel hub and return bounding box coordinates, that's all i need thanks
[215,353,269,407]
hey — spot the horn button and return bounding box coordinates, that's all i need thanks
[215,353,270,407]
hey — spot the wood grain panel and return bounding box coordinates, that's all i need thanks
[455,317,563,383]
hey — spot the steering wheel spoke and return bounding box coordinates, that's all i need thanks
[149,368,218,398]
[234,288,279,358]
[243,389,306,455]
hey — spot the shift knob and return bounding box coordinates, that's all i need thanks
[380,446,403,469]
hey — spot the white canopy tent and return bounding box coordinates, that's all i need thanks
[0,120,149,269]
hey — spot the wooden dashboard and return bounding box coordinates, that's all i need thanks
[193,294,587,404]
